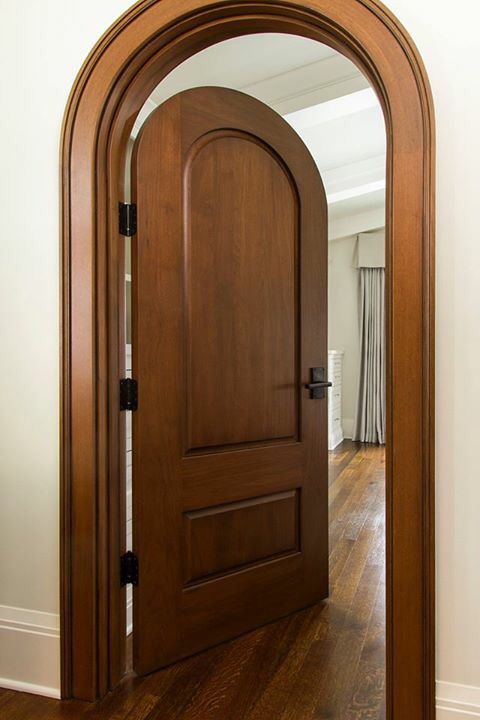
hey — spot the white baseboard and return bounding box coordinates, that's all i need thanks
[0,604,60,698]
[2,609,480,712]
[437,681,480,718]
[328,430,343,450]
[0,677,60,699]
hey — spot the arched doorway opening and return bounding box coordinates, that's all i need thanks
[60,2,435,718]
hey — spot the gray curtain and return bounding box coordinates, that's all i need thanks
[352,267,385,444]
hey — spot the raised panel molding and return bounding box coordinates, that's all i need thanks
[185,131,299,451]
[183,490,300,584]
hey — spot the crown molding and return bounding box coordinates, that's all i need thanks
[133,50,368,137]
[327,179,385,204]
[323,154,385,194]
[329,207,385,240]
[240,52,368,114]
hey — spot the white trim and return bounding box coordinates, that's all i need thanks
[329,208,386,241]
[127,591,133,636]
[437,707,480,719]
[132,96,158,137]
[0,677,61,699]
[328,427,344,450]
[246,65,368,116]
[133,51,369,137]
[323,154,385,196]
[241,52,362,100]
[0,605,59,637]
[284,88,378,130]
[272,74,366,115]
[0,605,60,697]
[327,179,385,205]
[437,682,480,718]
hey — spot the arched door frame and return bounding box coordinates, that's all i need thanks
[61,1,435,716]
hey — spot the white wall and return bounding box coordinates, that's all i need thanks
[0,0,137,696]
[328,236,360,437]
[383,2,480,714]
[1,0,480,714]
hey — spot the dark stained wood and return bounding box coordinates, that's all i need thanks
[60,0,435,713]
[5,441,384,719]
[132,87,328,675]
[183,491,300,584]
[186,132,298,450]
[182,443,304,508]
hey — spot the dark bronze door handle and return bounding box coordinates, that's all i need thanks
[305,368,332,399]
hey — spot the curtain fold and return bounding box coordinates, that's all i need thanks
[352,267,385,444]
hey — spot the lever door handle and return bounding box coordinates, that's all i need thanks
[304,381,332,390]
[305,367,331,399]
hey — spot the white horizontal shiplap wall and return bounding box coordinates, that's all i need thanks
[0,605,60,697]
[126,344,133,635]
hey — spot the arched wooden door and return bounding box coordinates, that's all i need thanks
[131,87,328,674]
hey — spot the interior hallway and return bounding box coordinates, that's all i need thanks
[0,441,385,720]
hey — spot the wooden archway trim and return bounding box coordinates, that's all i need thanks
[61,1,435,717]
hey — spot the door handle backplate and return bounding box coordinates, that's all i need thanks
[305,367,332,399]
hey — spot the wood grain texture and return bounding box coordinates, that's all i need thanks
[132,86,328,675]
[186,131,298,450]
[183,491,299,584]
[4,441,384,719]
[60,0,435,713]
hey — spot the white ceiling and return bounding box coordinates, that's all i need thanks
[284,90,386,171]
[149,34,336,101]
[283,88,386,232]
[133,33,386,238]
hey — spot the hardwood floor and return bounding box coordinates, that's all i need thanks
[0,440,385,719]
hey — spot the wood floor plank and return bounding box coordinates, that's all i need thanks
[0,441,385,719]
[344,581,386,720]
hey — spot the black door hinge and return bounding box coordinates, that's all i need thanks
[120,551,138,586]
[120,378,138,411]
[119,202,137,236]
